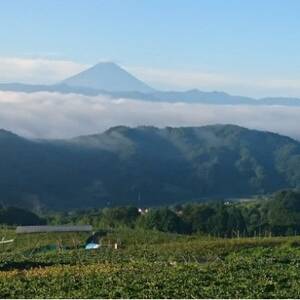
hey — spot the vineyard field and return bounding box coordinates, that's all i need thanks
[0,228,300,298]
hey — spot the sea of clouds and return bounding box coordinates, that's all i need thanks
[0,90,299,140]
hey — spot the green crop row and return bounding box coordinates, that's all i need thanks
[1,229,300,298]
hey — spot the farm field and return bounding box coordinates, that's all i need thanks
[0,228,300,298]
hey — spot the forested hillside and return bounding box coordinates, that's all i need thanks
[0,125,300,210]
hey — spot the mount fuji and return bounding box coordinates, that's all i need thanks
[62,62,155,93]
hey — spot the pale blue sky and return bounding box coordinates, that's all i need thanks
[0,0,300,96]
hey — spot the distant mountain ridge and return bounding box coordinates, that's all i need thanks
[0,124,300,210]
[0,62,300,106]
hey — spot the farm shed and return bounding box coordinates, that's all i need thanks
[16,225,93,234]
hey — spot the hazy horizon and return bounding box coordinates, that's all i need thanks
[0,0,299,140]
[1,0,300,97]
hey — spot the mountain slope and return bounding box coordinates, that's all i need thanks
[62,62,155,93]
[0,125,300,210]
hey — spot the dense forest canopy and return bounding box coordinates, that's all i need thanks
[50,190,300,236]
[5,190,297,237]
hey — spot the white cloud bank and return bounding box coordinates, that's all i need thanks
[0,91,299,140]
